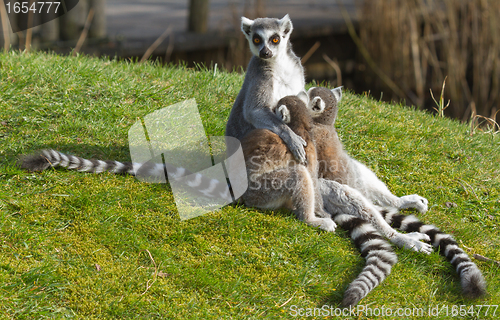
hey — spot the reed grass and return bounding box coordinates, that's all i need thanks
[359,0,500,127]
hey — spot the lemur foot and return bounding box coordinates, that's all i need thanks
[400,194,428,213]
[391,232,433,254]
[309,218,337,232]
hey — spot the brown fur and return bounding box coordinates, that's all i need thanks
[307,87,351,184]
[239,95,335,231]
[241,97,317,177]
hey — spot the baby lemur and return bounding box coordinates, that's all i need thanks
[307,86,486,306]
[240,94,336,232]
[304,87,432,251]
[308,87,429,211]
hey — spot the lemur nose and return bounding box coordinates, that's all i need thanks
[259,47,273,59]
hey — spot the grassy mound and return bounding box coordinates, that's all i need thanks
[0,52,498,319]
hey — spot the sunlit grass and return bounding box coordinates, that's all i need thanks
[0,51,499,319]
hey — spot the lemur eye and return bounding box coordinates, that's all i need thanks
[253,38,260,44]
[270,34,280,45]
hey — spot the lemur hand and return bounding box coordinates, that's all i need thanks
[281,129,307,164]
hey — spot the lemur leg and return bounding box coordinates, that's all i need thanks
[349,159,428,213]
[318,178,433,254]
[243,168,336,232]
[292,167,337,232]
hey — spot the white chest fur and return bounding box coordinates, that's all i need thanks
[270,55,305,106]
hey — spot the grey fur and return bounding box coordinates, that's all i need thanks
[308,87,432,251]
[303,87,400,305]
[331,208,399,307]
[226,14,433,305]
[17,13,487,306]
[19,149,133,174]
[226,15,307,164]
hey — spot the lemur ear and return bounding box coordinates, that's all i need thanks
[331,86,343,102]
[276,105,291,124]
[311,97,325,113]
[279,14,293,35]
[241,17,254,36]
[297,90,309,105]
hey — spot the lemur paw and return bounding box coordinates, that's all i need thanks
[400,194,428,213]
[285,131,307,164]
[321,219,337,232]
[406,231,431,243]
[391,232,433,254]
[312,218,337,232]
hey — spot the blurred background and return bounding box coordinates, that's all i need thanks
[1,0,499,126]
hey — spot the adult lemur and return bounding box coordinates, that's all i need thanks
[225,14,308,164]
[307,87,486,306]
[225,14,485,306]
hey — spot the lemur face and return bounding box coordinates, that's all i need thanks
[241,15,293,60]
[306,87,343,126]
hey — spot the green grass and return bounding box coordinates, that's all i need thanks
[0,51,499,319]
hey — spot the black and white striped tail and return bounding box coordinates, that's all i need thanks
[20,149,135,174]
[333,212,398,307]
[19,149,233,202]
[382,210,487,298]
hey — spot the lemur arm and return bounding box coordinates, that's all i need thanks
[244,104,307,164]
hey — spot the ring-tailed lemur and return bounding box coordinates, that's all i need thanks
[19,95,334,232]
[225,14,308,164]
[223,15,432,253]
[18,88,487,307]
[307,87,486,306]
[240,94,335,232]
